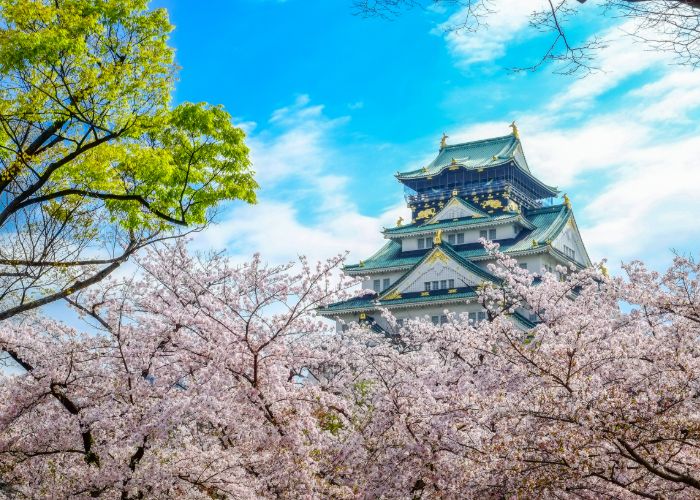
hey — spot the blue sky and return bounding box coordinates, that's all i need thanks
[156,0,700,272]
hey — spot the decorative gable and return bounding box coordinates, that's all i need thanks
[380,247,489,299]
[427,197,486,224]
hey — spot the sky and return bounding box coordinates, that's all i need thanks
[154,0,700,273]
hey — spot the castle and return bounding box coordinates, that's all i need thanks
[319,126,590,331]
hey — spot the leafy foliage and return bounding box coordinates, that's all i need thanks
[0,0,257,320]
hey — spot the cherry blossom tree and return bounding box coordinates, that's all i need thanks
[316,242,700,498]
[0,242,358,498]
[1,240,698,498]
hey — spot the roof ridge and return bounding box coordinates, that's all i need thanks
[344,240,398,270]
[442,134,515,150]
[525,203,566,214]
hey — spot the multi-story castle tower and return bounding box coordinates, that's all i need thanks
[319,126,591,330]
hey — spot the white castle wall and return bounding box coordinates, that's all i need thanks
[400,223,520,252]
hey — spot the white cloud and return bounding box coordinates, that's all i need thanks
[524,119,648,187]
[547,22,668,113]
[194,96,410,266]
[437,0,541,65]
[196,200,406,266]
[631,71,700,123]
[249,94,349,189]
[578,134,700,266]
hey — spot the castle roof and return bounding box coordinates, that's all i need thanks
[383,212,535,238]
[318,288,479,315]
[396,134,532,181]
[346,204,578,275]
[319,289,538,330]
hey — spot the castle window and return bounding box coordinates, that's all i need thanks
[519,263,528,270]
[448,234,455,244]
[469,311,488,324]
[424,281,431,291]
[431,315,448,325]
[563,245,576,260]
[418,237,433,250]
[432,281,439,290]
[383,278,390,289]
[489,228,497,240]
[479,230,487,239]
[448,279,455,288]
[457,233,464,244]
[440,280,447,289]
[373,279,381,292]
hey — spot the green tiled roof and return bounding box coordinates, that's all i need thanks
[397,134,530,180]
[383,212,534,237]
[346,204,572,274]
[320,292,537,332]
[319,289,479,315]
[377,242,500,301]
[511,311,537,329]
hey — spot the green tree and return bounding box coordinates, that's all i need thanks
[0,0,257,321]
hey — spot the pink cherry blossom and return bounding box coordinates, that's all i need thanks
[0,240,697,498]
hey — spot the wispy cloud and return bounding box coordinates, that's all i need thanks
[436,0,541,66]
[547,22,667,113]
[195,96,408,265]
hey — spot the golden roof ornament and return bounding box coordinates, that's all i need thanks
[440,132,448,150]
[396,216,404,227]
[509,121,520,140]
[433,229,443,245]
[562,193,572,209]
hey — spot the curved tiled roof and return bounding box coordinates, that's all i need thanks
[396,134,530,180]
[346,204,573,274]
[318,288,479,315]
[383,212,534,237]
